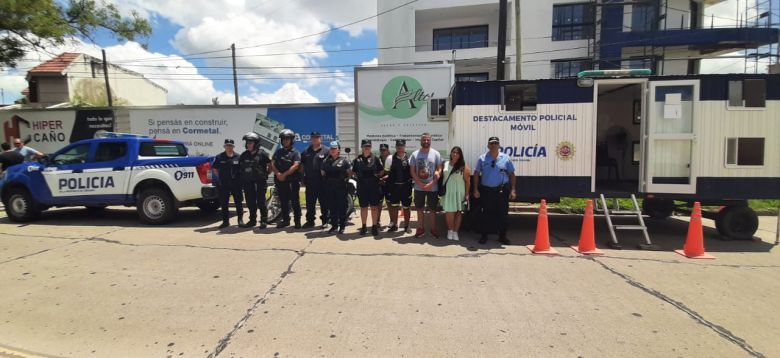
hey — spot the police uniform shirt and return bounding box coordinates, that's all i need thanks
[475,152,515,187]
[213,152,241,183]
[352,154,382,181]
[386,153,411,184]
[322,156,351,179]
[301,145,329,180]
[273,147,302,180]
[239,149,271,182]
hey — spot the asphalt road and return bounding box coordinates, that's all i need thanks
[0,207,777,357]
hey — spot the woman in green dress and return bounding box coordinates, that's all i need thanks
[442,146,470,241]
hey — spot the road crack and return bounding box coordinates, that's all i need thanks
[207,240,313,358]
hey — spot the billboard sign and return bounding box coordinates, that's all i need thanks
[0,109,114,154]
[356,65,454,153]
[129,106,337,156]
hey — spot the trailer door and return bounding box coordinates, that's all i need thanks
[645,80,698,194]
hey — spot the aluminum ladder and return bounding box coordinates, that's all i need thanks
[597,194,659,250]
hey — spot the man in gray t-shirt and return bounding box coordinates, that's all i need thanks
[409,133,442,238]
[13,139,42,162]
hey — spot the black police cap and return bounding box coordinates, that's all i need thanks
[224,139,235,145]
[395,139,406,146]
[488,136,500,144]
[379,143,389,150]
[361,139,372,147]
[310,131,321,137]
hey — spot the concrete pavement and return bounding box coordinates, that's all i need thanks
[0,207,777,357]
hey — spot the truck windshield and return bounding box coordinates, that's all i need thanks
[139,142,187,157]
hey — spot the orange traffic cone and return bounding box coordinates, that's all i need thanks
[675,202,715,259]
[527,200,559,255]
[571,200,603,255]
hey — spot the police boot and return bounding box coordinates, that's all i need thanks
[277,219,289,228]
[241,218,256,228]
[338,223,346,234]
[302,221,315,228]
[218,221,229,229]
[371,224,379,236]
[258,219,268,229]
[237,216,245,228]
[294,218,302,229]
[328,223,338,234]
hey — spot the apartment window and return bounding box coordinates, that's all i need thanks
[726,138,765,166]
[503,84,537,111]
[429,98,448,117]
[455,73,489,82]
[631,3,658,31]
[625,57,656,72]
[552,3,593,41]
[552,59,591,78]
[728,79,766,108]
[433,25,489,51]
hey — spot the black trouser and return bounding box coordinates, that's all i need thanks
[219,182,243,222]
[276,179,301,222]
[242,180,268,222]
[323,178,347,228]
[305,180,327,223]
[479,184,510,237]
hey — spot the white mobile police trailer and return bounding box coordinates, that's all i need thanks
[449,73,779,240]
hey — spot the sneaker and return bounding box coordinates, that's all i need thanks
[387,224,398,232]
[478,235,488,244]
[498,235,511,245]
[414,228,425,238]
[218,221,229,229]
[447,230,453,240]
[371,225,379,236]
[258,221,267,229]
[453,232,460,241]
[321,222,330,230]
[430,229,440,238]
[404,225,411,233]
[338,226,345,234]
[328,225,338,234]
[359,226,367,235]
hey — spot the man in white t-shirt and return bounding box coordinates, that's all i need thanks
[409,132,443,238]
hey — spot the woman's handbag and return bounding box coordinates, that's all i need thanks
[438,164,454,197]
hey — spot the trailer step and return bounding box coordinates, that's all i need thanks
[598,194,653,249]
[613,225,647,230]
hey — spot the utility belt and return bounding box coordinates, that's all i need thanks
[324,176,347,183]
[479,183,510,194]
[357,174,380,182]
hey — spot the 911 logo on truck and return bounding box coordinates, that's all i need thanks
[174,170,194,181]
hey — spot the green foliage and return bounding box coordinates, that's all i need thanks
[0,0,151,67]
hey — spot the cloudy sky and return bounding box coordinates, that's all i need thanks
[0,0,772,105]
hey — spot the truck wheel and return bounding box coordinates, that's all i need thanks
[642,198,675,219]
[137,188,178,225]
[5,188,40,222]
[196,200,220,213]
[715,206,758,240]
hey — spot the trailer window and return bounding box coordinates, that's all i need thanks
[725,137,764,166]
[728,80,766,108]
[429,98,447,117]
[503,84,537,111]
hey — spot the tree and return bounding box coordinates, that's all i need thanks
[0,0,151,68]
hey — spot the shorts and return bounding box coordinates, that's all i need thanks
[414,190,439,212]
[388,182,413,208]
[380,184,392,202]
[357,179,381,208]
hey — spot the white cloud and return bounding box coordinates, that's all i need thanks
[235,83,319,105]
[334,92,354,102]
[361,58,378,67]
[0,70,28,103]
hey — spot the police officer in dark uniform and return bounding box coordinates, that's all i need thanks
[212,139,244,229]
[271,129,302,228]
[352,139,384,236]
[300,131,329,228]
[320,141,352,234]
[239,132,272,229]
[386,139,413,232]
[377,143,391,228]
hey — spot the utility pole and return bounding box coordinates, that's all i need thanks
[231,43,239,105]
[102,49,113,107]
[514,0,521,79]
[497,0,508,80]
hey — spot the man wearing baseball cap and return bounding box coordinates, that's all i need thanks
[473,136,516,245]
[212,139,244,229]
[301,131,329,229]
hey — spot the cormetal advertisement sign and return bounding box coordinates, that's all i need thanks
[356,65,453,153]
[129,106,337,156]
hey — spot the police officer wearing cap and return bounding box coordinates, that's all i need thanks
[377,143,391,228]
[473,136,516,245]
[385,139,413,232]
[239,132,272,229]
[300,131,329,228]
[352,139,384,236]
[320,140,352,234]
[213,139,244,229]
[271,129,303,228]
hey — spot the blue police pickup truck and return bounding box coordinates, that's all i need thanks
[0,133,219,224]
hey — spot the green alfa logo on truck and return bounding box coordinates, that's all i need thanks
[360,76,434,119]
